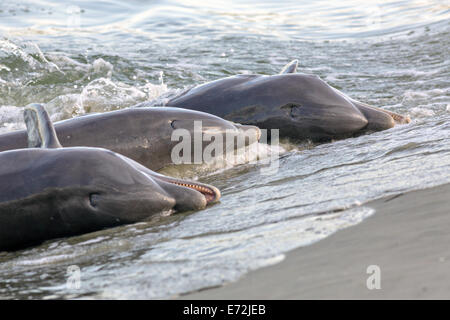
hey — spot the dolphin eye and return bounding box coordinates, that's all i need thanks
[170,120,176,129]
[89,193,100,208]
[280,103,302,117]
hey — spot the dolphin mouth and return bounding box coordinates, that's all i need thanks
[331,87,411,126]
[356,101,411,125]
[154,175,221,204]
[169,181,220,204]
[379,108,411,124]
[115,153,222,206]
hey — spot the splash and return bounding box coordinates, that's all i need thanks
[45,77,167,121]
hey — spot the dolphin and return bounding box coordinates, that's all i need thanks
[0,104,221,251]
[167,59,410,141]
[0,106,261,171]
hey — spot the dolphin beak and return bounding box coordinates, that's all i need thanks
[153,175,221,205]
[332,87,411,127]
[375,107,411,124]
[351,100,410,132]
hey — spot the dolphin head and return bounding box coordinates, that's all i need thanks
[164,106,261,145]
[256,73,370,141]
[116,106,261,168]
[52,148,221,221]
[130,106,261,144]
[266,60,412,140]
[237,73,410,141]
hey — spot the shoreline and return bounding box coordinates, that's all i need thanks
[181,183,450,299]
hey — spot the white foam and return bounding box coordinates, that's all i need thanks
[409,107,435,117]
[14,254,77,266]
[0,105,25,133]
[44,77,168,121]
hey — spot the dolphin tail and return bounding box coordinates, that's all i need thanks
[23,103,62,149]
[279,59,298,74]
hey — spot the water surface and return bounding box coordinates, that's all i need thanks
[0,0,449,299]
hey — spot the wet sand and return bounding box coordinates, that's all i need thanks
[181,183,450,299]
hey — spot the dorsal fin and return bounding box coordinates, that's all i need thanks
[279,59,298,74]
[23,103,62,148]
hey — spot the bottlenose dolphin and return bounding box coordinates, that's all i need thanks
[168,60,410,141]
[0,104,220,251]
[0,107,260,171]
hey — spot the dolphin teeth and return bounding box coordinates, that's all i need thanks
[170,181,218,203]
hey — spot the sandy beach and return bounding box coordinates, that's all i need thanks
[182,183,450,299]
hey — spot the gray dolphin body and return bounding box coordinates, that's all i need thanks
[0,107,260,171]
[0,104,220,251]
[168,60,410,141]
